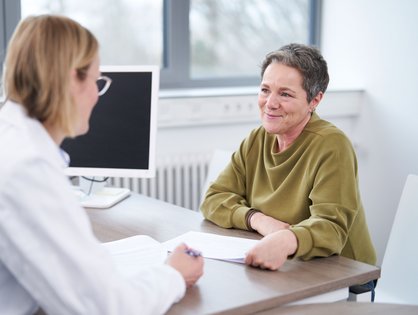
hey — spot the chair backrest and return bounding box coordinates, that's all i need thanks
[200,149,233,206]
[375,174,418,304]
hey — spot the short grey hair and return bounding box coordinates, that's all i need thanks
[260,43,329,103]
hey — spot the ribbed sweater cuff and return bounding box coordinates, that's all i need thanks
[231,206,252,230]
[289,226,313,258]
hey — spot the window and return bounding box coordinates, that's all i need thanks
[20,0,163,66]
[190,0,312,79]
[1,0,320,90]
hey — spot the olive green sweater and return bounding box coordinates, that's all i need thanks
[201,113,376,265]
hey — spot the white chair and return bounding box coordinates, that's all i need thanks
[200,149,233,205]
[374,174,418,304]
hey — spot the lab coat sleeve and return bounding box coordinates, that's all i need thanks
[0,157,185,315]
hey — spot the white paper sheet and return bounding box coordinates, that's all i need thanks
[102,235,167,278]
[162,231,258,263]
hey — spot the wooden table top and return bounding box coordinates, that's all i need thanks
[86,193,380,315]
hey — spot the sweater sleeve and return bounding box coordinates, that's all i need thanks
[200,135,254,230]
[290,133,360,260]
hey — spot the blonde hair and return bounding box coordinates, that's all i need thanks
[3,15,98,136]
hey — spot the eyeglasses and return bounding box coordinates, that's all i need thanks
[96,76,112,96]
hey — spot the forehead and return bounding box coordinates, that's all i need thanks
[262,62,303,88]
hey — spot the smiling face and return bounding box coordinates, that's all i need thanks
[258,62,320,145]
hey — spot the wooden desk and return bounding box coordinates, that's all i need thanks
[86,194,380,315]
[255,302,418,315]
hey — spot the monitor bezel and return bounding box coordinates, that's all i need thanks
[63,65,159,178]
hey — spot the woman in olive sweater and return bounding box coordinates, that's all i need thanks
[201,43,376,271]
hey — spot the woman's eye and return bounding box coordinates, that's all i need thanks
[281,92,290,97]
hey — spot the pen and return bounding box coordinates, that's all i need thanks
[184,248,202,257]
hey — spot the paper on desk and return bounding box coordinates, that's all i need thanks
[162,231,258,263]
[102,235,167,278]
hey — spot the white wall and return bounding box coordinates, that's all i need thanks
[322,0,418,265]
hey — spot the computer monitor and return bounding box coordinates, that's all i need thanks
[61,65,159,208]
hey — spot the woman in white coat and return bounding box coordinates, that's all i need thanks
[0,15,203,315]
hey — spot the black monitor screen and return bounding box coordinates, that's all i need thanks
[61,66,158,178]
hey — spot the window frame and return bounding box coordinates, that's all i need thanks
[0,0,21,79]
[1,0,322,90]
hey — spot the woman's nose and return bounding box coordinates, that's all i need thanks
[266,94,279,109]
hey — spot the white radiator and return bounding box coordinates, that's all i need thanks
[109,152,212,211]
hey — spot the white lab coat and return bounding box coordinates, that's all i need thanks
[0,101,185,315]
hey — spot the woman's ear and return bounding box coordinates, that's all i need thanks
[309,91,324,112]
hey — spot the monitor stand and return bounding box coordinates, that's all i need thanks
[72,177,131,209]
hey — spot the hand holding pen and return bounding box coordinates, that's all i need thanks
[166,243,204,288]
[184,248,202,257]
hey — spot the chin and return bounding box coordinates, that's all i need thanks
[75,125,90,137]
[262,122,281,135]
